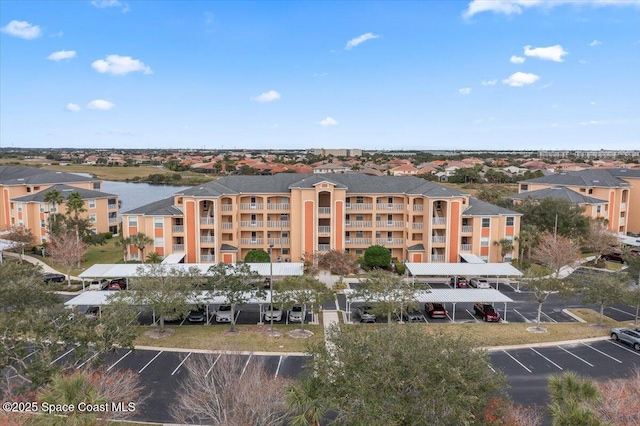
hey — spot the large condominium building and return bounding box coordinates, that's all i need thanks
[122,174,520,264]
[0,166,120,243]
[513,168,640,235]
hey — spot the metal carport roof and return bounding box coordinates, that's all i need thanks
[459,254,485,264]
[405,262,522,277]
[161,253,186,264]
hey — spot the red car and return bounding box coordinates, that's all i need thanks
[450,276,469,288]
[425,302,448,319]
[107,278,126,291]
[474,303,501,322]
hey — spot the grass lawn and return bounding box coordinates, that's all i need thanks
[44,164,168,181]
[38,238,124,276]
[134,324,324,353]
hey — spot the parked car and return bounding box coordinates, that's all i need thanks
[288,305,304,322]
[450,276,469,288]
[398,308,425,323]
[356,305,377,323]
[264,305,283,322]
[263,277,272,288]
[470,278,491,289]
[600,251,624,263]
[43,273,65,283]
[188,308,206,322]
[85,306,100,319]
[425,302,448,319]
[610,327,640,351]
[215,305,233,323]
[473,303,501,322]
[107,278,127,291]
[88,279,107,290]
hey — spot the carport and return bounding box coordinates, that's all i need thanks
[404,262,522,290]
[344,289,514,323]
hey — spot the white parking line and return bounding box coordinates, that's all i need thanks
[607,307,635,317]
[465,309,480,323]
[540,311,557,323]
[502,350,532,373]
[50,348,74,365]
[23,351,37,361]
[530,348,563,370]
[205,353,222,377]
[557,346,593,367]
[606,340,640,358]
[139,351,163,373]
[582,343,622,363]
[76,351,101,369]
[107,350,132,372]
[445,312,453,322]
[234,310,241,322]
[275,356,284,377]
[171,352,192,376]
[240,354,252,378]
[485,361,497,373]
[512,309,531,323]
[334,297,340,311]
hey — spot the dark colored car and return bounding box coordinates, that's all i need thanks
[474,303,501,322]
[43,273,65,283]
[107,278,127,291]
[600,252,624,263]
[263,277,272,288]
[399,309,425,323]
[356,305,377,323]
[425,302,447,319]
[85,306,100,318]
[450,276,469,288]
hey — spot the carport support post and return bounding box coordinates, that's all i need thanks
[503,302,507,322]
[258,303,264,325]
[452,302,456,322]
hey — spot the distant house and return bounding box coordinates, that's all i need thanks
[389,164,419,176]
[313,163,351,174]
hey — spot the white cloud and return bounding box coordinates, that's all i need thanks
[91,0,129,12]
[91,55,152,75]
[463,0,639,19]
[319,117,338,127]
[510,55,526,64]
[345,32,381,50]
[87,99,115,110]
[1,20,41,40]
[251,90,281,103]
[524,45,568,62]
[589,40,602,46]
[502,72,540,87]
[481,79,497,86]
[66,103,80,112]
[47,50,77,61]
[458,87,472,95]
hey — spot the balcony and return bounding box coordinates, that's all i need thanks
[241,221,264,227]
[173,244,185,252]
[108,217,119,224]
[376,238,403,245]
[267,238,290,246]
[432,217,446,225]
[200,236,215,244]
[412,223,423,230]
[461,226,473,233]
[431,255,445,262]
[200,217,215,226]
[267,203,290,210]
[221,205,233,212]
[108,203,117,210]
[317,244,331,252]
[621,202,627,210]
[432,236,446,243]
[413,205,424,211]
[221,222,233,230]
[172,225,184,233]
[345,238,372,246]
[346,203,372,211]
[346,221,372,228]
[241,238,264,245]
[267,221,290,228]
[460,244,472,251]
[376,203,405,211]
[376,221,404,228]
[318,207,331,215]
[241,203,263,210]
[318,226,331,234]
[200,254,215,262]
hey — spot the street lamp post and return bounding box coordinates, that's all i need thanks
[269,244,274,332]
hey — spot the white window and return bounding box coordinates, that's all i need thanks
[40,204,45,212]
[89,200,96,209]
[482,218,490,228]
[17,203,22,212]
[481,237,489,246]
[130,253,139,260]
[90,228,97,235]
[89,214,97,223]
[505,235,514,242]
[596,205,602,214]
[506,217,514,227]
[154,237,164,247]
[40,220,46,228]
[128,216,138,227]
[154,218,163,228]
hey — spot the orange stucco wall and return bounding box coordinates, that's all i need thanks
[304,201,314,255]
[186,201,196,263]
[448,201,460,262]
[335,201,343,249]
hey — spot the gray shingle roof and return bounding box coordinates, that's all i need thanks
[407,243,425,251]
[11,184,117,203]
[463,197,520,216]
[508,187,606,204]
[123,196,183,216]
[0,165,98,185]
[220,244,238,251]
[520,169,629,188]
[609,168,640,179]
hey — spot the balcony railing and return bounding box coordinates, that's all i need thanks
[267,203,290,210]
[241,238,264,245]
[201,254,215,262]
[376,203,404,211]
[108,217,119,224]
[267,238,290,246]
[376,238,403,245]
[318,226,331,233]
[241,221,263,227]
[432,236,446,243]
[346,203,372,211]
[461,225,472,233]
[221,205,233,211]
[431,254,445,262]
[200,217,215,225]
[317,244,331,251]
[108,204,117,210]
[412,223,423,230]
[241,203,263,210]
[432,217,446,225]
[318,207,331,215]
[200,236,215,244]
[221,222,233,230]
[173,244,185,252]
[460,244,472,251]
[172,225,184,233]
[346,221,372,228]
[345,238,372,245]
[413,205,424,211]
[376,221,404,228]
[267,221,290,228]
[621,202,627,210]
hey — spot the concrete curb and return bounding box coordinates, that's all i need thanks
[133,345,307,357]
[562,308,587,323]
[483,335,610,352]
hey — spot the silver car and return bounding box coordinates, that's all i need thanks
[289,305,304,322]
[470,278,491,289]
[611,327,640,351]
[264,305,283,322]
[356,305,377,323]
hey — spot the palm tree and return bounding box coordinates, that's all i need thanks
[43,189,64,239]
[493,238,515,262]
[146,251,163,263]
[284,376,327,426]
[66,191,87,268]
[115,235,132,263]
[547,372,603,426]
[129,232,153,263]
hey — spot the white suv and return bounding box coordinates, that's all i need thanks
[470,278,491,289]
[215,305,233,323]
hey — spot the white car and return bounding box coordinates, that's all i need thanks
[264,305,283,322]
[215,305,234,323]
[288,305,304,322]
[470,278,491,289]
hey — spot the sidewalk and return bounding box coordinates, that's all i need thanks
[3,251,82,281]
[321,310,340,355]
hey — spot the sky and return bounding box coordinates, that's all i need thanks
[1,0,639,151]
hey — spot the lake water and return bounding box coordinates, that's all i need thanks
[101,181,190,212]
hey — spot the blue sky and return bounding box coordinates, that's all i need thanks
[1,0,639,151]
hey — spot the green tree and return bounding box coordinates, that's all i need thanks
[572,270,627,326]
[114,234,132,263]
[513,198,590,240]
[627,285,640,327]
[207,263,263,332]
[493,238,515,262]
[547,372,603,426]
[277,275,330,332]
[43,189,65,238]
[285,376,328,426]
[4,225,34,262]
[129,232,153,263]
[363,245,391,269]
[526,273,566,331]
[146,251,163,263]
[305,325,505,425]
[317,249,359,283]
[624,248,640,286]
[356,271,417,324]
[515,224,539,261]
[36,371,104,426]
[244,249,270,263]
